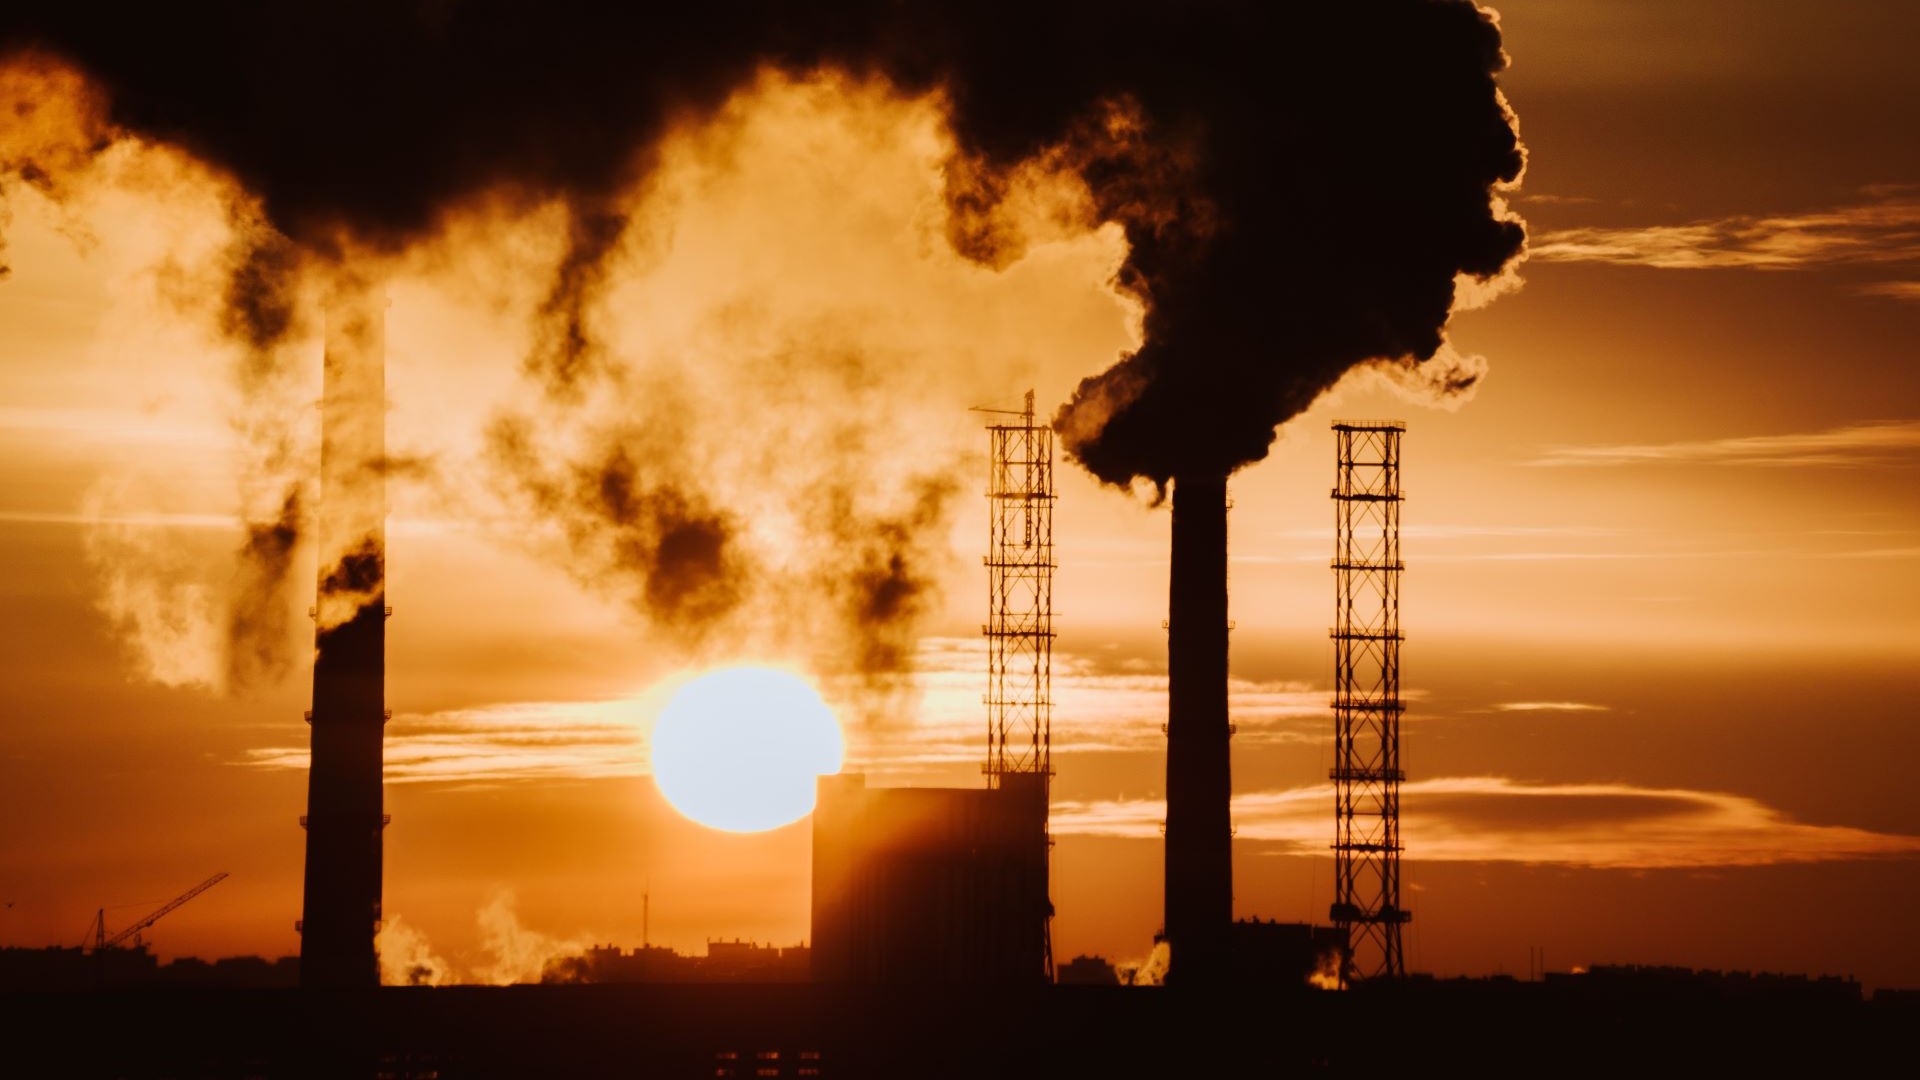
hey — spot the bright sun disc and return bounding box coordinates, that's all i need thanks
[649,666,845,833]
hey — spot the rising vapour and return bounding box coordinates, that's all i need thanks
[4,2,1524,481]
[1,1,1526,691]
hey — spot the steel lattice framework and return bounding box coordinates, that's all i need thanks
[1330,420,1409,984]
[981,391,1056,784]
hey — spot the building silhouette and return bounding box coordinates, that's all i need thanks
[810,772,1049,984]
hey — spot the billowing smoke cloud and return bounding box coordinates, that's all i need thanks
[226,490,302,687]
[2,2,1523,700]
[812,473,961,678]
[487,414,749,645]
[5,0,1524,494]
[1039,6,1527,487]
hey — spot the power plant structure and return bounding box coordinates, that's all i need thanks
[1329,420,1409,983]
[1159,421,1414,987]
[1162,469,1235,985]
[811,392,1055,985]
[297,291,392,989]
[810,774,1049,983]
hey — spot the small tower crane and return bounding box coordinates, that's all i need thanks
[87,872,229,952]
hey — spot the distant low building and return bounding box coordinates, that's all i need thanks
[543,940,810,984]
[157,954,300,988]
[1574,964,1862,1002]
[1056,955,1120,986]
[1228,920,1347,988]
[0,945,298,991]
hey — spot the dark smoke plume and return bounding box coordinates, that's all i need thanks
[487,416,749,643]
[4,1,1523,474]
[226,488,302,688]
[1042,4,1527,487]
[811,473,961,679]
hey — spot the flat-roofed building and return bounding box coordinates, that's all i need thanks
[811,773,1048,985]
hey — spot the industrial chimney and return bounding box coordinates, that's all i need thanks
[1163,471,1233,984]
[297,290,388,989]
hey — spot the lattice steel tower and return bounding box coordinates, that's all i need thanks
[979,390,1056,981]
[981,390,1056,784]
[1330,420,1409,984]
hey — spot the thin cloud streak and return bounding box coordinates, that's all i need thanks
[0,509,240,530]
[0,406,230,449]
[1530,188,1920,271]
[244,699,650,785]
[0,508,503,538]
[1529,420,1920,468]
[1494,701,1609,713]
[1856,280,1920,301]
[1051,777,1920,869]
[1833,546,1920,560]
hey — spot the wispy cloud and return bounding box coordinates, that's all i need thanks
[1051,777,1920,869]
[1530,187,1920,271]
[243,699,651,785]
[0,509,239,530]
[1832,546,1920,560]
[0,406,228,449]
[0,507,482,537]
[1493,702,1609,713]
[1514,193,1598,207]
[856,639,1331,772]
[1856,280,1920,301]
[1530,420,1920,468]
[1262,524,1624,542]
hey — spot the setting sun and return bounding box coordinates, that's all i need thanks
[648,666,845,833]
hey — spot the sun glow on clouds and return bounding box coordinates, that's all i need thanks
[831,638,1331,773]
[1530,186,1920,272]
[239,639,1330,784]
[231,638,1920,871]
[243,698,650,786]
[1051,777,1920,869]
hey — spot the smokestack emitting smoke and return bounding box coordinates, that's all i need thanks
[2,2,1526,981]
[1164,472,1232,982]
[298,288,388,988]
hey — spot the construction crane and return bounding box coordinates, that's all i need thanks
[86,872,229,952]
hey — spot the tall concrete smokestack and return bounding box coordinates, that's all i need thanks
[1163,471,1232,984]
[298,290,388,988]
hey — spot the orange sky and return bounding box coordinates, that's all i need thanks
[1,1,1918,988]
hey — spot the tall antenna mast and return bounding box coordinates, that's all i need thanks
[976,390,1058,981]
[979,390,1056,785]
[1330,420,1409,984]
